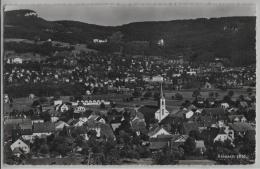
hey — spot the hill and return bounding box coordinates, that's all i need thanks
[4,9,256,66]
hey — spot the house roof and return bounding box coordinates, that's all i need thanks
[228,115,246,121]
[12,147,23,154]
[228,122,254,132]
[202,108,225,116]
[55,121,69,128]
[33,122,55,133]
[84,121,115,139]
[67,119,81,126]
[148,126,171,137]
[171,134,189,143]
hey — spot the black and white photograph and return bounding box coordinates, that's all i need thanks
[1,0,257,166]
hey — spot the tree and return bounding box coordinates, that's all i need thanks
[208,92,214,98]
[192,89,201,99]
[228,90,234,97]
[39,144,49,154]
[153,146,179,165]
[143,91,152,98]
[247,88,253,94]
[40,111,51,122]
[183,137,196,155]
[100,102,106,109]
[175,93,183,100]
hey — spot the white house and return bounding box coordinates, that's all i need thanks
[10,139,30,154]
[221,103,229,109]
[152,75,164,82]
[213,129,234,143]
[148,127,172,138]
[185,110,194,119]
[56,103,69,112]
[13,57,23,64]
[3,94,9,103]
[93,39,108,44]
[74,106,86,113]
[157,39,164,46]
[54,100,63,106]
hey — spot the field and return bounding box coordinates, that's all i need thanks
[4,88,254,114]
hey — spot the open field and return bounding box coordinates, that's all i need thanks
[4,88,254,114]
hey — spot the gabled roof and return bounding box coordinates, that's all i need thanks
[172,134,189,143]
[12,147,23,154]
[148,126,171,137]
[228,115,246,121]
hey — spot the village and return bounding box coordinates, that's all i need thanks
[3,46,256,165]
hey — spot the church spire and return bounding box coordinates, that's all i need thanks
[160,82,164,99]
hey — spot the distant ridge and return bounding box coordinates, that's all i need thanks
[4,9,256,66]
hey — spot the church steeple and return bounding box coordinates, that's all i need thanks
[160,82,164,99]
[154,82,169,122]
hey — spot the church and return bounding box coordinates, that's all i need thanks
[155,83,169,122]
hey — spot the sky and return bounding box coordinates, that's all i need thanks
[5,4,256,26]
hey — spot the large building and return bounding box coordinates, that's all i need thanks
[155,83,169,122]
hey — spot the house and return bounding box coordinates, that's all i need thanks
[149,135,172,151]
[195,140,206,155]
[10,139,30,154]
[12,147,23,157]
[221,103,229,109]
[74,105,86,113]
[204,82,212,89]
[239,101,248,109]
[170,134,189,149]
[152,75,164,82]
[82,121,115,140]
[148,126,172,138]
[131,115,147,134]
[185,110,194,119]
[213,129,233,143]
[17,119,33,141]
[110,115,122,131]
[55,103,69,113]
[228,122,254,136]
[93,38,108,44]
[12,57,23,64]
[67,119,85,127]
[54,100,62,106]
[155,84,169,122]
[33,122,55,138]
[55,121,69,130]
[4,94,9,103]
[228,115,247,123]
